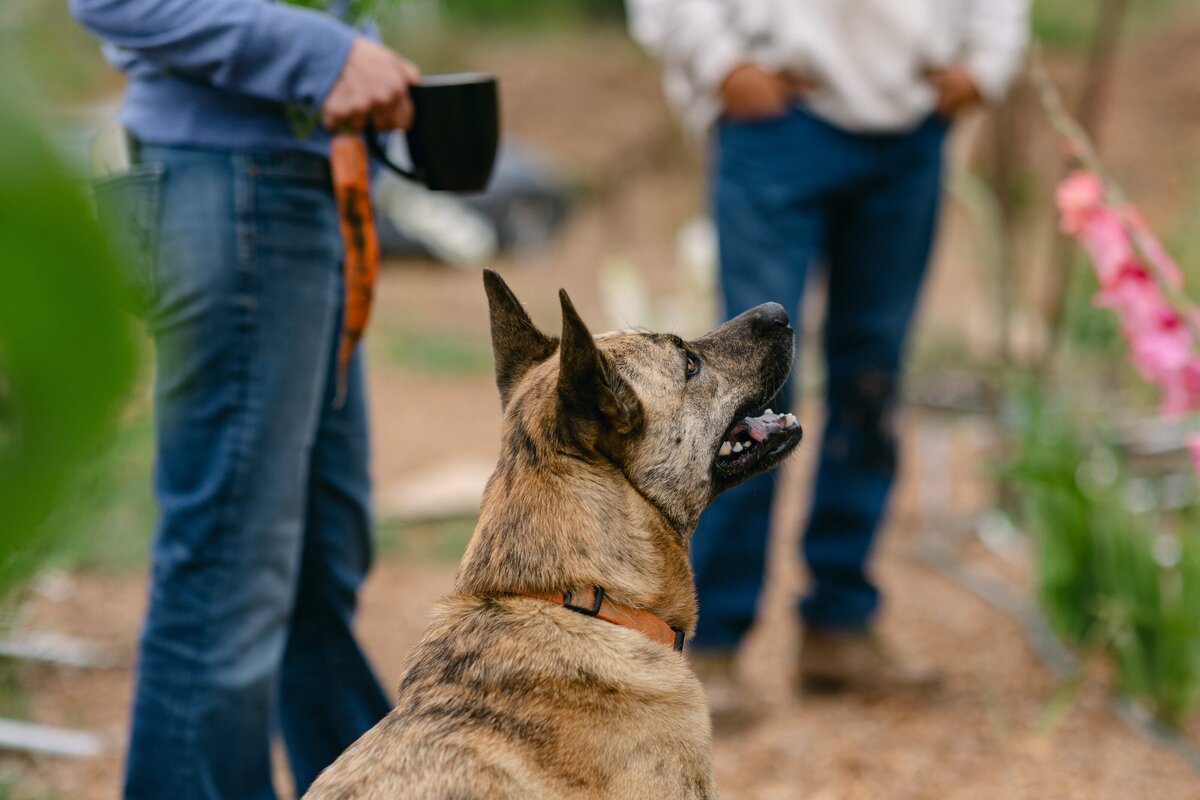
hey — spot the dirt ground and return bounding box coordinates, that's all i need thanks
[16,464,1200,800]
[9,18,1200,800]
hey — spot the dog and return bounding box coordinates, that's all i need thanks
[304,270,802,799]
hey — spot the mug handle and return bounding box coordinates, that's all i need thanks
[364,126,424,183]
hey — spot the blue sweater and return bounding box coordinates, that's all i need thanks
[70,0,359,154]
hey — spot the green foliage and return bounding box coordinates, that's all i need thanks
[376,516,476,562]
[0,661,29,722]
[1005,386,1200,726]
[1006,394,1102,642]
[1061,252,1122,352]
[0,93,139,597]
[1032,0,1106,52]
[1101,521,1200,726]
[441,0,625,26]
[282,0,628,27]
[1033,0,1192,52]
[373,325,494,376]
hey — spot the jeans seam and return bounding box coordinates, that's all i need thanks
[170,155,263,798]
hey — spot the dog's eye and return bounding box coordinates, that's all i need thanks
[684,352,700,380]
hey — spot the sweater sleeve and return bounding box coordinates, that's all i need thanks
[69,0,357,109]
[961,0,1031,103]
[625,0,744,94]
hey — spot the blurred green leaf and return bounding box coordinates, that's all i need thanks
[0,91,138,596]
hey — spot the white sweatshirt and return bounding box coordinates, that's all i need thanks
[627,0,1030,137]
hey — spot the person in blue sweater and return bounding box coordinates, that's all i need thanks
[69,2,419,797]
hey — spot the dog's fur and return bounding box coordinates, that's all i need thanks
[304,271,800,800]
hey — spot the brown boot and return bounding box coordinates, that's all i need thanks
[689,649,759,734]
[798,628,943,698]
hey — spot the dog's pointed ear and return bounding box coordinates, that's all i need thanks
[484,270,558,409]
[557,289,643,436]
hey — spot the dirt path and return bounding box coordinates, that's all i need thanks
[15,482,1199,799]
[12,394,1199,798]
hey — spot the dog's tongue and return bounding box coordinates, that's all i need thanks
[742,410,787,443]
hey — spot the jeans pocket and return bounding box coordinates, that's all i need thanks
[93,164,164,314]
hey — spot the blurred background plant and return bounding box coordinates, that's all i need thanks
[905,0,1198,734]
[0,87,138,601]
[1004,315,1200,729]
[1005,385,1199,727]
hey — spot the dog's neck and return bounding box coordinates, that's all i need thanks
[455,451,698,633]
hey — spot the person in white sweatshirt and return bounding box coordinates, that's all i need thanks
[627,0,1029,712]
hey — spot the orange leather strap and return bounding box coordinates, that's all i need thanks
[518,587,685,652]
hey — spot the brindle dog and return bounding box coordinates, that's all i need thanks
[304,270,802,800]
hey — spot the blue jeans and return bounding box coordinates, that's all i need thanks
[690,108,947,648]
[102,145,391,799]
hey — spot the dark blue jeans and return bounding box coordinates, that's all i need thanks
[690,108,947,648]
[101,145,391,799]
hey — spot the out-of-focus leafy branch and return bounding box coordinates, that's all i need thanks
[283,0,391,25]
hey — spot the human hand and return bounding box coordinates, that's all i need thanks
[321,37,421,132]
[924,65,982,118]
[719,63,815,120]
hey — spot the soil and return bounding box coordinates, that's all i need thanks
[8,17,1200,800]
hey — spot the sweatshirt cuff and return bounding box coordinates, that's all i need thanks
[693,34,745,96]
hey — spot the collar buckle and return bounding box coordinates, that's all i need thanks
[562,586,604,617]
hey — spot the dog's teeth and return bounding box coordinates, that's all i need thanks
[719,442,732,456]
[765,408,773,415]
[785,414,799,428]
[732,442,743,453]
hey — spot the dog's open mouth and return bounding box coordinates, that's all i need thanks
[713,408,803,479]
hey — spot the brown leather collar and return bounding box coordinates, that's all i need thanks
[518,587,685,652]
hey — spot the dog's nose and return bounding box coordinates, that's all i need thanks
[748,302,791,333]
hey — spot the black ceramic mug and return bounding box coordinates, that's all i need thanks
[368,72,500,193]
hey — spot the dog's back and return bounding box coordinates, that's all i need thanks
[305,595,713,799]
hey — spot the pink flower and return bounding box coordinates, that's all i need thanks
[1144,347,1200,417]
[1102,279,1200,415]
[1169,358,1200,416]
[1094,260,1155,317]
[1056,170,1105,234]
[1077,209,1135,286]
[1123,208,1186,289]
[1129,318,1192,378]
[1054,169,1200,418]
[1055,171,1139,285]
